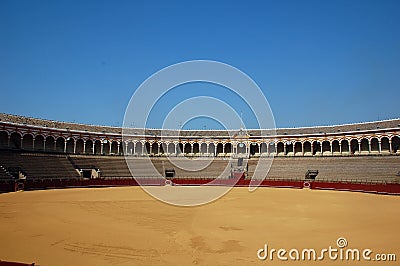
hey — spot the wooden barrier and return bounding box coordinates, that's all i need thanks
[0,177,399,195]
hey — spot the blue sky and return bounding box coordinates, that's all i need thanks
[0,0,399,129]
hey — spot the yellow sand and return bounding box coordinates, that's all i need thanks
[0,187,399,265]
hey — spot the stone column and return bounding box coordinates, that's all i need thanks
[368,139,371,154]
[378,140,381,154]
[358,140,361,155]
[83,141,86,154]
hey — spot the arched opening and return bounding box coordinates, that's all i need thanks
[294,142,302,156]
[322,141,330,155]
[145,142,151,154]
[360,138,369,154]
[208,143,215,155]
[392,136,400,153]
[277,142,284,156]
[126,142,134,155]
[303,141,311,155]
[312,141,320,155]
[111,141,119,154]
[85,139,93,154]
[341,139,349,154]
[184,143,192,154]
[200,143,207,154]
[34,135,45,151]
[370,138,379,153]
[66,138,74,153]
[332,140,340,154]
[193,143,199,154]
[134,142,141,155]
[250,143,259,156]
[45,136,55,152]
[350,139,359,154]
[216,143,223,155]
[236,143,245,154]
[260,143,267,154]
[177,143,183,154]
[286,142,293,156]
[9,132,21,149]
[268,142,276,154]
[75,139,84,154]
[151,143,159,155]
[168,143,175,154]
[380,137,390,153]
[22,134,34,150]
[94,140,102,155]
[160,142,167,155]
[0,131,9,149]
[159,143,165,155]
[102,140,110,155]
[56,137,65,153]
[224,143,232,154]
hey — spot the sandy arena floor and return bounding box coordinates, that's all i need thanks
[0,187,399,265]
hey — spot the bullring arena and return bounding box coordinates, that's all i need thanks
[0,113,400,265]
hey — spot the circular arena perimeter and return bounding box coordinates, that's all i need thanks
[0,113,400,196]
[1,113,400,157]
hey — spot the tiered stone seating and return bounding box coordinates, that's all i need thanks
[0,152,79,178]
[0,151,399,182]
[248,156,400,182]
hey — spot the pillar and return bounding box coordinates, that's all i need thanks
[358,140,361,155]
[368,139,371,154]
[378,140,381,154]
[83,140,86,154]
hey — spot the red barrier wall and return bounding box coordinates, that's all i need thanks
[1,178,400,195]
